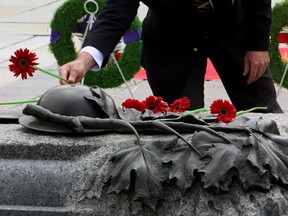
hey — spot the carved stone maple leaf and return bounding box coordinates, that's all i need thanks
[106,138,178,211]
[162,130,227,194]
[162,146,205,194]
[198,126,288,192]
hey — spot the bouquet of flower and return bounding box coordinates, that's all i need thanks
[121,96,267,123]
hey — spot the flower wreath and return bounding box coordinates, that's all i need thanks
[49,0,142,88]
[269,0,288,89]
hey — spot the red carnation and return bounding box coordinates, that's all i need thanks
[169,97,191,112]
[142,96,168,114]
[8,48,39,80]
[210,99,236,123]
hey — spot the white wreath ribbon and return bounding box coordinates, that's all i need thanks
[83,0,99,39]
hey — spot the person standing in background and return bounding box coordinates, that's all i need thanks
[59,0,283,113]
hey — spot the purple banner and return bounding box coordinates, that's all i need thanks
[50,30,61,44]
[123,29,142,44]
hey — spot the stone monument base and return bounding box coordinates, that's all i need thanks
[0,113,288,215]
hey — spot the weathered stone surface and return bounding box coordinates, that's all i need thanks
[0,113,288,215]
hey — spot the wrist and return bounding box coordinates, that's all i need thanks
[77,52,97,71]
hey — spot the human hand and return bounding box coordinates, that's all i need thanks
[58,52,97,85]
[243,51,270,84]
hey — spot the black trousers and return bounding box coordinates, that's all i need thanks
[141,38,283,113]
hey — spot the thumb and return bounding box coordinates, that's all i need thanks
[59,64,73,85]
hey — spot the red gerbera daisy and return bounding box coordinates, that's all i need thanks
[169,97,191,112]
[122,98,146,111]
[8,48,39,80]
[210,99,236,123]
[142,96,168,114]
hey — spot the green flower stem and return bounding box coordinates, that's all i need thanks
[185,108,208,115]
[236,106,267,116]
[32,66,69,82]
[0,99,39,105]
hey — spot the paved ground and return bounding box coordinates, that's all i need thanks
[0,0,287,113]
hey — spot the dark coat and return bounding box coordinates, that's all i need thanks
[82,0,272,67]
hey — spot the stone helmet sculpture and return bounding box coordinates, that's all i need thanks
[19,84,119,133]
[36,84,118,118]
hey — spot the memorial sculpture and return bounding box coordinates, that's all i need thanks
[2,0,288,213]
[17,84,288,213]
